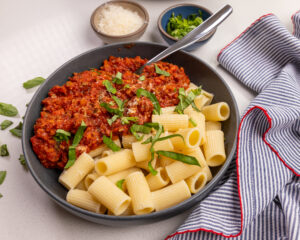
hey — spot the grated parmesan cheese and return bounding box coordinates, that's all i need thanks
[97,4,144,36]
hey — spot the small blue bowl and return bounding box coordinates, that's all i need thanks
[158,4,216,51]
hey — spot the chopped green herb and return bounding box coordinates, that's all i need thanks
[100,102,123,115]
[107,115,119,126]
[1,120,13,130]
[124,84,130,89]
[54,129,71,143]
[103,135,121,152]
[9,122,23,138]
[0,193,2,198]
[154,64,170,77]
[116,179,125,190]
[108,101,115,106]
[103,80,116,94]
[19,154,27,168]
[0,102,18,117]
[0,144,9,157]
[23,77,45,89]
[174,87,202,114]
[130,123,152,141]
[189,118,197,127]
[0,171,6,185]
[112,72,123,84]
[111,96,125,111]
[121,116,138,125]
[136,88,161,115]
[156,151,200,166]
[166,11,203,39]
[139,75,145,81]
[66,146,76,169]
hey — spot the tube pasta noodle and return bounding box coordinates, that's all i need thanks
[136,157,157,172]
[206,121,222,131]
[152,180,191,211]
[101,150,113,157]
[88,139,121,157]
[161,106,176,114]
[146,167,170,191]
[203,130,226,167]
[84,172,100,189]
[108,204,134,216]
[158,155,175,167]
[184,108,206,145]
[132,141,151,162]
[95,149,136,175]
[88,176,131,216]
[202,102,230,121]
[185,171,208,193]
[122,135,137,149]
[126,172,154,215]
[152,114,189,131]
[107,167,141,191]
[171,128,201,150]
[59,152,94,190]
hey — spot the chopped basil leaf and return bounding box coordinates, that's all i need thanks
[1,120,13,130]
[0,144,9,156]
[103,80,116,94]
[121,116,138,125]
[65,146,76,169]
[148,161,157,175]
[155,134,184,144]
[174,87,202,114]
[54,129,71,143]
[0,193,2,198]
[156,151,200,166]
[0,102,18,117]
[124,84,130,89]
[154,64,170,77]
[23,77,45,89]
[0,171,6,185]
[100,102,123,115]
[112,72,123,84]
[103,135,121,152]
[143,122,160,130]
[189,118,197,127]
[139,75,145,81]
[142,136,153,144]
[112,96,125,111]
[130,124,152,140]
[136,88,161,115]
[19,154,27,168]
[108,101,115,106]
[116,179,125,190]
[9,122,22,138]
[107,115,119,126]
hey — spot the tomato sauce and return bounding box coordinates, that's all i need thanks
[31,56,190,169]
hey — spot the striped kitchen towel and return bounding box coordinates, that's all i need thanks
[166,11,300,240]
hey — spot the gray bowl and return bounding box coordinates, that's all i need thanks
[22,42,239,226]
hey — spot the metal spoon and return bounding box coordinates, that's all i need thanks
[136,4,233,74]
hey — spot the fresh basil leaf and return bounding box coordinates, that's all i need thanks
[18,154,27,168]
[103,80,116,94]
[0,103,18,117]
[0,171,7,185]
[72,121,87,146]
[54,129,71,143]
[148,161,157,175]
[116,179,125,190]
[65,146,76,169]
[111,96,125,111]
[142,136,153,144]
[156,151,200,166]
[0,144,9,156]
[139,75,145,81]
[154,64,170,77]
[9,122,22,138]
[121,116,138,125]
[174,87,202,114]
[1,120,13,130]
[103,135,121,152]
[100,102,123,115]
[189,118,197,127]
[143,122,160,130]
[107,115,119,126]
[155,134,184,144]
[0,193,2,198]
[130,124,152,140]
[23,77,45,89]
[124,84,130,89]
[112,72,123,84]
[136,88,161,115]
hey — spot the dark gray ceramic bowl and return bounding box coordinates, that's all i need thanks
[22,42,239,226]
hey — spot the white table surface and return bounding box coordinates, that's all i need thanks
[0,0,298,239]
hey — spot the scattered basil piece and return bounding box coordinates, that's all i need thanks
[148,161,157,175]
[100,102,123,115]
[0,193,2,198]
[112,96,125,111]
[23,77,45,89]
[139,75,145,81]
[121,116,138,125]
[1,120,13,130]
[112,72,123,84]
[142,136,153,144]
[0,171,6,185]
[116,179,125,190]
[155,134,185,144]
[130,124,152,141]
[156,151,200,166]
[54,129,71,143]
[124,84,130,89]
[136,88,161,115]
[154,64,170,77]
[103,135,121,152]
[103,80,116,94]
[19,154,27,168]
[174,87,202,114]
[143,122,160,130]
[189,118,197,127]
[65,121,87,169]
[0,144,9,156]
[0,102,18,117]
[107,115,119,126]
[9,122,23,138]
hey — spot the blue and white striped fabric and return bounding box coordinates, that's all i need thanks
[166,12,300,240]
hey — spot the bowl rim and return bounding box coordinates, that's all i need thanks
[22,41,239,222]
[157,3,216,42]
[90,0,149,39]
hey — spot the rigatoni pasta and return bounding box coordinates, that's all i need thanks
[152,114,189,131]
[202,102,230,121]
[203,130,226,166]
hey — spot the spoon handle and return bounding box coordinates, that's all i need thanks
[137,4,232,73]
